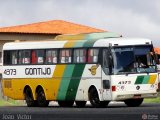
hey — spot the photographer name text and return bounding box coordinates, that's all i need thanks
[2,114,31,120]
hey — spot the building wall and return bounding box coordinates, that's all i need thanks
[0,33,58,41]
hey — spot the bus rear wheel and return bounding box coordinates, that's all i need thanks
[58,101,74,107]
[89,88,109,108]
[75,101,86,107]
[24,87,36,107]
[36,87,49,107]
[124,98,144,107]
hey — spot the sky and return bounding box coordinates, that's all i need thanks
[0,0,160,46]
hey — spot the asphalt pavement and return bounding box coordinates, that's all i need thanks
[0,102,159,120]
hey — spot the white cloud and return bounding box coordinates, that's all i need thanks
[0,0,159,46]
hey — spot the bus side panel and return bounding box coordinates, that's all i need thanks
[2,79,16,99]
[75,64,102,101]
[2,65,58,100]
[101,70,112,101]
[2,78,56,100]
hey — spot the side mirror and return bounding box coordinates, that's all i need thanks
[103,68,109,75]
[108,55,113,74]
[155,54,159,64]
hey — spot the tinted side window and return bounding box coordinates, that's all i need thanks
[36,50,45,64]
[60,49,72,63]
[46,49,58,64]
[73,49,86,63]
[88,49,99,63]
[31,50,45,64]
[4,51,11,65]
[19,50,31,64]
[11,51,18,64]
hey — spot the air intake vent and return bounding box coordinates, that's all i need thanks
[4,80,12,88]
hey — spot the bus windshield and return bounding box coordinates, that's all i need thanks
[111,46,156,74]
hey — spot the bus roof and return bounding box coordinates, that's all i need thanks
[94,38,152,47]
[54,32,121,40]
[3,38,152,50]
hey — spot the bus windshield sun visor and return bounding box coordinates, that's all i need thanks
[134,47,151,55]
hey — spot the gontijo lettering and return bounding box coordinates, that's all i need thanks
[25,68,51,75]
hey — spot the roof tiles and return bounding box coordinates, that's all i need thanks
[0,20,105,34]
[154,47,160,55]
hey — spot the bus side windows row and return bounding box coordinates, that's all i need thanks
[4,48,99,65]
[9,50,45,65]
[73,49,99,63]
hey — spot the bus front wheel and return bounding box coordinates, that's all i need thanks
[36,87,49,107]
[24,87,36,107]
[89,88,109,108]
[124,98,144,107]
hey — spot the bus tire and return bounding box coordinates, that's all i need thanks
[58,101,74,107]
[24,87,36,107]
[75,101,86,107]
[36,87,49,107]
[99,101,110,107]
[89,88,109,108]
[124,98,144,107]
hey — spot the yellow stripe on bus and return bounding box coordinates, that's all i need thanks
[63,41,77,48]
[52,65,66,99]
[148,75,157,84]
[54,34,85,41]
[52,41,77,99]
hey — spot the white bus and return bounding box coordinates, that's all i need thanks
[2,35,158,107]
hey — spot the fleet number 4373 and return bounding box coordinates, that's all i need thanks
[118,81,131,84]
[4,69,16,75]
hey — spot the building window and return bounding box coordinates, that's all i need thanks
[88,49,99,63]
[19,50,31,64]
[60,49,72,63]
[46,49,57,64]
[74,49,86,63]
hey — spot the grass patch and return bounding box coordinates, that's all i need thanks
[144,93,160,103]
[144,97,160,103]
[0,99,14,106]
[0,99,24,106]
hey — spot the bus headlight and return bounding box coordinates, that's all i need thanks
[117,85,125,91]
[150,84,155,89]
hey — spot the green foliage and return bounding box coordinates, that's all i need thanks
[144,93,160,103]
[0,99,13,106]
